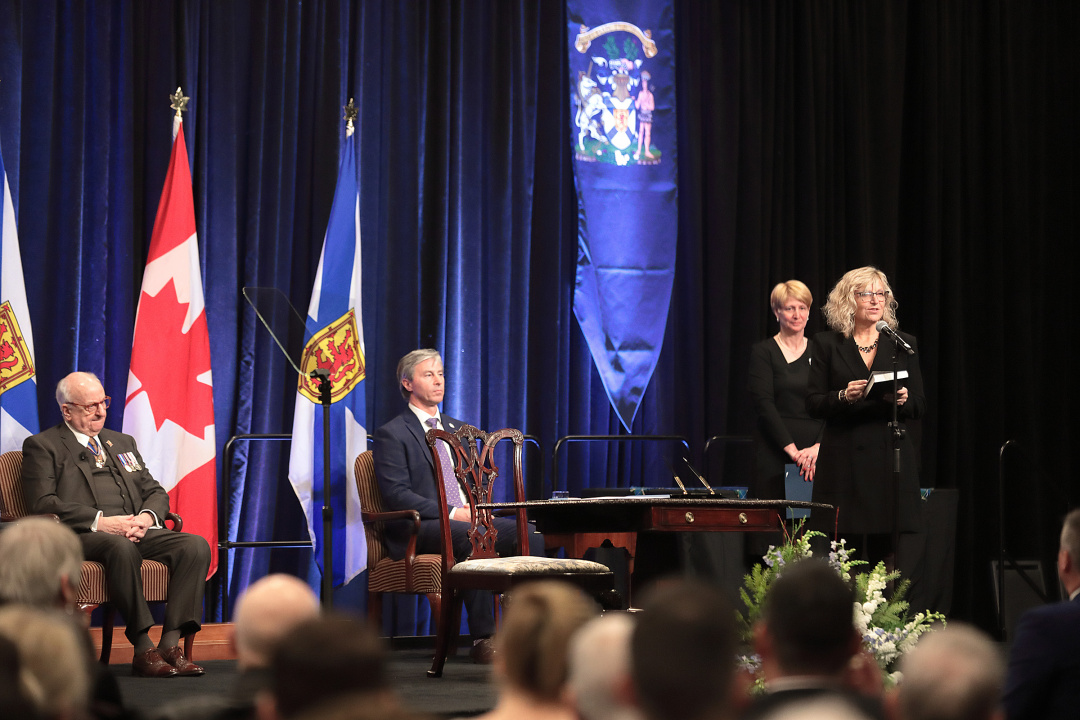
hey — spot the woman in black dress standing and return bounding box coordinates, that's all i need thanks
[748,280,825,501]
[806,266,925,554]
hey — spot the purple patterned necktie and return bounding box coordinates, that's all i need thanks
[426,418,460,509]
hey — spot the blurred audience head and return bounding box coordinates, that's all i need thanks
[0,517,82,609]
[262,613,390,719]
[896,624,1004,720]
[0,605,91,720]
[0,635,39,720]
[494,580,599,703]
[756,695,877,720]
[233,573,320,671]
[757,558,859,678]
[631,578,736,720]
[289,693,429,720]
[566,612,643,720]
[1058,508,1080,594]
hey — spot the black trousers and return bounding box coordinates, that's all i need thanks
[79,527,211,643]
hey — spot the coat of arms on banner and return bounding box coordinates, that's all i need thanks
[573,22,661,166]
[0,301,35,393]
[297,308,365,403]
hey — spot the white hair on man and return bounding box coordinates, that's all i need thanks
[0,517,83,608]
[898,624,1005,720]
[566,612,643,720]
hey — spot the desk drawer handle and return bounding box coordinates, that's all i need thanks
[739,512,748,524]
[684,512,694,524]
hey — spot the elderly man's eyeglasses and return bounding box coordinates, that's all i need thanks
[854,291,890,302]
[67,397,111,415]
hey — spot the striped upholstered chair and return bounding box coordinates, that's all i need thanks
[353,450,444,635]
[0,450,192,663]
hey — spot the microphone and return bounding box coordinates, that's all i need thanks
[79,452,88,462]
[875,320,914,355]
[680,456,715,495]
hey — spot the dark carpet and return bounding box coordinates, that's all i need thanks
[110,648,497,718]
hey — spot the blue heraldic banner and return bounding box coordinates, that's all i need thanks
[567,0,676,430]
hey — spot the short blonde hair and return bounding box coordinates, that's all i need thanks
[496,581,599,701]
[770,280,813,313]
[820,266,898,337]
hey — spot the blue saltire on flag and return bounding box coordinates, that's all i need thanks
[288,124,367,587]
[567,0,677,430]
[0,131,40,452]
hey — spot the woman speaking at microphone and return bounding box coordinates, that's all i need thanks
[806,266,925,561]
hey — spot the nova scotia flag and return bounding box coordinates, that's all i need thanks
[288,119,367,587]
[0,132,40,452]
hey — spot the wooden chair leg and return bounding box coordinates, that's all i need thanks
[99,606,116,664]
[424,592,442,635]
[367,591,384,631]
[428,594,461,678]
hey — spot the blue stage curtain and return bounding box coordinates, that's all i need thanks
[2,1,1078,632]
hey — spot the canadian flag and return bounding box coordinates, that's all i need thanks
[124,113,216,578]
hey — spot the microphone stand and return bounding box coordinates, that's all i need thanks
[886,337,904,566]
[312,367,334,610]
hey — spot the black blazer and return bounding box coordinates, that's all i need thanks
[371,408,464,559]
[806,330,925,534]
[21,423,170,530]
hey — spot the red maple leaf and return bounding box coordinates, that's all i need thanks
[127,278,214,435]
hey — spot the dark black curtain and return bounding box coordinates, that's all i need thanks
[1,0,1076,633]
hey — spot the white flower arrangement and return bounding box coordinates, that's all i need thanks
[736,521,946,685]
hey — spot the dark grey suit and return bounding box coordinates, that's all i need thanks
[22,423,211,641]
[372,408,543,637]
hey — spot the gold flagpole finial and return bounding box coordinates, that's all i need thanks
[169,87,190,118]
[343,98,359,135]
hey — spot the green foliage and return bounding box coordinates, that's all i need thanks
[735,520,946,681]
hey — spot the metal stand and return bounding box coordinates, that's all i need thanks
[314,368,334,609]
[996,439,1050,639]
[887,343,904,558]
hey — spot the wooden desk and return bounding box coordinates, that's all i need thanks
[480,497,833,566]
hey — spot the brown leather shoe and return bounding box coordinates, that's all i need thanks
[469,637,496,665]
[159,645,205,676]
[132,648,178,678]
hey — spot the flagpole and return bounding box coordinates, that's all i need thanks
[313,100,359,609]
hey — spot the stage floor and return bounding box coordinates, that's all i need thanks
[110,646,497,718]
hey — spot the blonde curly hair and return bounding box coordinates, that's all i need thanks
[820,266,898,338]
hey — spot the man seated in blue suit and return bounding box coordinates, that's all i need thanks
[1003,508,1080,720]
[372,348,544,663]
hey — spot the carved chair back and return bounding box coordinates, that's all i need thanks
[425,424,530,565]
